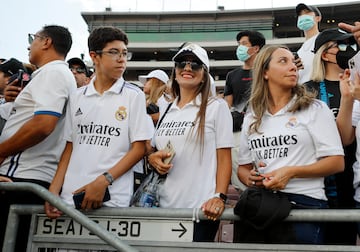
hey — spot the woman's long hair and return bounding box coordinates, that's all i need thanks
[249,45,316,134]
[146,78,167,105]
[310,42,332,82]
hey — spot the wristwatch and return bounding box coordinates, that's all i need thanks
[214,192,227,203]
[103,172,114,185]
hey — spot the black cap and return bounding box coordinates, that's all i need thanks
[0,58,26,76]
[296,3,321,17]
[313,28,354,53]
[67,57,90,77]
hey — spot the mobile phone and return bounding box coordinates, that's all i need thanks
[7,69,30,87]
[349,51,360,82]
[292,52,299,60]
[8,69,24,86]
[73,187,111,209]
[163,140,176,165]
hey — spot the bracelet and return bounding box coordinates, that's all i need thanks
[103,172,114,185]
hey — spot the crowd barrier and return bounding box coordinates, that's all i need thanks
[1,182,360,252]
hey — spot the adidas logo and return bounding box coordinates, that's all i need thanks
[75,108,83,116]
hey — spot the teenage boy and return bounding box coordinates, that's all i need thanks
[45,26,153,217]
[296,3,322,84]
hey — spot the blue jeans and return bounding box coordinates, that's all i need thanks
[233,192,327,244]
[286,193,328,244]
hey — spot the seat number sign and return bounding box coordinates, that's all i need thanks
[35,214,193,242]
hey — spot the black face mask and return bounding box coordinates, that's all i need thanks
[336,45,359,70]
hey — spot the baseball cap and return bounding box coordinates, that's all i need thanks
[0,58,26,76]
[313,28,354,53]
[296,3,321,17]
[67,57,90,77]
[172,43,210,71]
[138,70,169,85]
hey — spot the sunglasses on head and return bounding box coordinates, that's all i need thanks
[70,67,86,74]
[175,60,204,71]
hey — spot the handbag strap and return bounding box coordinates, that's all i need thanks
[143,102,173,174]
[156,102,172,129]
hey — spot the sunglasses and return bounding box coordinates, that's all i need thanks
[28,33,47,44]
[70,67,86,74]
[175,61,204,71]
[326,42,357,52]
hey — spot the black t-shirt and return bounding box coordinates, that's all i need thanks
[224,67,252,108]
[305,79,340,118]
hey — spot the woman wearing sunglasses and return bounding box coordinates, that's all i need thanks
[304,28,359,245]
[147,43,233,242]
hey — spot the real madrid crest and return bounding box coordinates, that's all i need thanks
[115,106,127,121]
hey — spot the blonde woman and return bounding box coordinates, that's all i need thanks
[139,69,171,125]
[236,45,344,244]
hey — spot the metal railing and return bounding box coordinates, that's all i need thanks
[1,182,360,252]
[0,182,137,252]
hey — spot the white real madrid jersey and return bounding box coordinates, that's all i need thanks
[60,78,153,207]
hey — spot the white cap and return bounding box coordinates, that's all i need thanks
[138,69,169,85]
[172,43,210,71]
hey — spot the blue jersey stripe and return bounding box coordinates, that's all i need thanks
[34,111,61,117]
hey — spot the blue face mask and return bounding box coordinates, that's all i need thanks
[297,15,315,31]
[236,45,251,62]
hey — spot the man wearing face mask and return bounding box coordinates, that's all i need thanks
[305,28,359,245]
[296,3,322,84]
[224,30,265,190]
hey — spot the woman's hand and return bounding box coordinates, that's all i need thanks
[339,69,360,101]
[148,150,173,175]
[201,197,225,221]
[339,69,354,98]
[245,160,266,187]
[262,166,292,191]
[246,168,265,187]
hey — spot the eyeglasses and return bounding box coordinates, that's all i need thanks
[95,49,132,60]
[28,33,47,44]
[174,61,204,71]
[70,67,86,74]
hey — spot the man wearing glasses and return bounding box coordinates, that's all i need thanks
[67,57,91,87]
[0,25,76,250]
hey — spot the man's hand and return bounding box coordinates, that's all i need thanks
[338,21,360,46]
[4,85,22,102]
